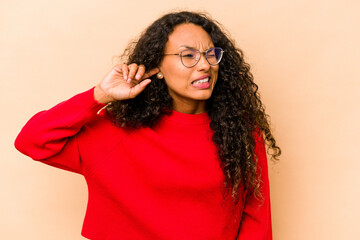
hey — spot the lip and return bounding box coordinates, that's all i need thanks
[193,74,211,82]
[192,82,211,89]
[191,74,212,89]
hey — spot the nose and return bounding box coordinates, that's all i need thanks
[196,53,211,71]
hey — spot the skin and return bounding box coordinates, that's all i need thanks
[94,64,159,104]
[94,23,219,114]
[160,23,219,114]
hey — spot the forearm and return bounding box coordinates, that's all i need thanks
[15,88,105,160]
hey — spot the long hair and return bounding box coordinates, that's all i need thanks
[108,11,281,201]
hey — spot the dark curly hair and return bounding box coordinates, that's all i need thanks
[108,11,281,202]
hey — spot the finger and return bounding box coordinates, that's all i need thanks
[127,63,138,82]
[113,64,123,74]
[143,68,160,79]
[128,79,151,98]
[135,65,145,80]
[121,64,129,82]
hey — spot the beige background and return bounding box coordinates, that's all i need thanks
[1,0,359,239]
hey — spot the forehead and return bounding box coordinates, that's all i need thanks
[165,23,214,51]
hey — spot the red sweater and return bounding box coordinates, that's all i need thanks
[15,88,272,240]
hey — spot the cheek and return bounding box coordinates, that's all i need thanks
[213,65,219,75]
[211,67,219,82]
[162,63,192,85]
[161,59,179,77]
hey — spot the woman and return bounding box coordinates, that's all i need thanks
[15,11,280,240]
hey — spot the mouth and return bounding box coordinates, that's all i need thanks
[192,77,210,85]
[191,76,212,89]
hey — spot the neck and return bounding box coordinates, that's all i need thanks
[172,99,207,114]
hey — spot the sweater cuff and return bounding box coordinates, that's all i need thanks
[76,86,106,107]
[65,87,108,126]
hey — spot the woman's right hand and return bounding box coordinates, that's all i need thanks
[94,63,159,104]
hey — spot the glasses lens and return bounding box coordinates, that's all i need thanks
[180,49,199,67]
[206,47,223,65]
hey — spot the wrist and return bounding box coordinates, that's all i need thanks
[94,85,114,104]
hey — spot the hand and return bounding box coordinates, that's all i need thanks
[94,64,159,104]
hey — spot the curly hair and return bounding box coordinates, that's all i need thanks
[108,11,281,202]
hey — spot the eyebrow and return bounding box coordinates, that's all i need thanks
[179,45,214,50]
[179,45,196,49]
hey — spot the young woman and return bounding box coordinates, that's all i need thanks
[15,11,280,240]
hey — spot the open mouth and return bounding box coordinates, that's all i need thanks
[192,77,210,85]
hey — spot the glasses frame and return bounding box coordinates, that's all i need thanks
[164,47,224,68]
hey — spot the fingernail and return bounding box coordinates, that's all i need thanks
[136,74,141,80]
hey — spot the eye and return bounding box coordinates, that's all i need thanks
[181,49,198,59]
[182,53,195,58]
[206,48,216,57]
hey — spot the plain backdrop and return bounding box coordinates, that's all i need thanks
[1,0,360,239]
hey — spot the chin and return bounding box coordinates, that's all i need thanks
[192,91,214,100]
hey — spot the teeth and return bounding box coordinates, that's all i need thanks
[193,78,209,84]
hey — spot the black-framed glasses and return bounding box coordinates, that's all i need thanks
[164,47,224,68]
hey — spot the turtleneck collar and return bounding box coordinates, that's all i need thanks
[162,110,211,126]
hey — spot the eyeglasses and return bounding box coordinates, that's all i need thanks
[164,47,224,68]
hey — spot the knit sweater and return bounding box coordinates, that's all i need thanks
[15,88,272,240]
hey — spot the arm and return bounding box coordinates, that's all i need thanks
[237,134,272,240]
[15,64,159,173]
[14,88,106,173]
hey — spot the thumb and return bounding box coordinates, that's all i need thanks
[128,79,151,98]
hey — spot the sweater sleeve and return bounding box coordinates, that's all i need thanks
[14,88,106,174]
[237,133,272,240]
